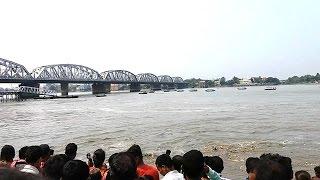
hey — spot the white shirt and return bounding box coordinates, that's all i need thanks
[162,170,185,180]
[20,164,40,175]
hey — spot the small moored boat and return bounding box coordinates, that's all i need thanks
[139,91,148,94]
[177,89,184,92]
[189,89,198,92]
[149,90,155,93]
[265,87,277,90]
[205,89,216,92]
[237,87,247,90]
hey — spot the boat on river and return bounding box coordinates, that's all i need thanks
[265,87,277,90]
[177,89,184,92]
[237,87,247,90]
[139,91,148,94]
[205,89,215,92]
[189,89,198,92]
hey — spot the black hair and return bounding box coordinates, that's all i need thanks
[62,160,89,180]
[245,157,260,173]
[0,168,43,180]
[65,143,77,160]
[155,154,173,168]
[108,153,118,164]
[19,146,29,160]
[205,156,224,174]
[93,149,105,168]
[315,166,320,173]
[165,150,171,155]
[172,155,183,173]
[254,159,287,180]
[127,144,143,160]
[40,144,51,158]
[1,145,15,162]
[109,152,137,180]
[25,146,42,164]
[44,154,68,180]
[295,170,311,180]
[182,150,204,179]
[260,153,293,180]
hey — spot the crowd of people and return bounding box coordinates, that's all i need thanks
[0,143,319,180]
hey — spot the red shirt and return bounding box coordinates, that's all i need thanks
[137,164,159,180]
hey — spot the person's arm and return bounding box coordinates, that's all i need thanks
[204,165,221,180]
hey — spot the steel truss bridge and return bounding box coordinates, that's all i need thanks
[0,58,187,96]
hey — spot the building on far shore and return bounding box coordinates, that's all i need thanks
[238,78,252,86]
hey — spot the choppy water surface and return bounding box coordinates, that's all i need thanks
[1,85,320,179]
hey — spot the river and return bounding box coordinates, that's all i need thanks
[0,84,319,179]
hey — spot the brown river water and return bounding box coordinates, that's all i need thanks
[0,84,319,179]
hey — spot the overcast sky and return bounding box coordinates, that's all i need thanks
[0,0,319,80]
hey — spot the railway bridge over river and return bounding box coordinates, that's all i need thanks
[0,58,187,97]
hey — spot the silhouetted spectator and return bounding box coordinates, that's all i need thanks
[20,146,42,175]
[13,146,29,170]
[295,170,311,180]
[109,152,137,180]
[260,153,293,180]
[245,157,260,180]
[62,160,89,180]
[183,150,220,180]
[65,143,77,161]
[127,144,159,180]
[0,145,15,168]
[312,166,320,180]
[172,155,183,173]
[155,153,183,180]
[0,168,43,180]
[44,154,68,180]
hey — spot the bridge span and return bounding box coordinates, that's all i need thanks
[0,58,187,97]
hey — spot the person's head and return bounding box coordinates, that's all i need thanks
[127,144,143,165]
[172,155,183,173]
[44,154,68,180]
[62,160,89,180]
[65,143,77,160]
[25,146,42,168]
[40,144,53,162]
[108,153,118,165]
[19,146,29,160]
[260,153,293,180]
[93,149,105,168]
[246,157,260,174]
[182,150,204,180]
[295,170,311,180]
[253,159,287,180]
[1,145,15,162]
[204,156,224,174]
[314,166,320,178]
[0,168,43,180]
[155,154,173,176]
[109,152,137,180]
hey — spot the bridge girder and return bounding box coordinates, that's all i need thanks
[100,70,138,83]
[158,75,173,83]
[172,77,184,83]
[137,73,159,83]
[31,64,102,81]
[0,58,32,79]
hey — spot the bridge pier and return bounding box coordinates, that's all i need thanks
[151,84,162,91]
[61,83,69,96]
[168,84,175,90]
[92,83,110,94]
[130,83,141,92]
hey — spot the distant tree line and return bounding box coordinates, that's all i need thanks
[286,73,320,84]
[185,73,320,88]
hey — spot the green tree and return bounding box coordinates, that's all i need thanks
[220,77,226,86]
